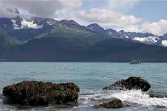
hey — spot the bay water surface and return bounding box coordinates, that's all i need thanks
[0,62,167,111]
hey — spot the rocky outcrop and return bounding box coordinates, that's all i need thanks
[93,98,123,109]
[3,81,80,106]
[103,77,151,91]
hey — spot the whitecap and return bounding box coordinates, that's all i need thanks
[111,90,167,107]
[79,89,167,108]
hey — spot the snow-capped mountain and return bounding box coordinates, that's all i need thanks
[87,23,167,47]
[0,7,58,30]
[1,7,167,47]
[0,16,55,31]
[11,18,43,29]
[1,8,167,62]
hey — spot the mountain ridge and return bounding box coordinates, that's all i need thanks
[87,23,167,47]
[1,10,167,62]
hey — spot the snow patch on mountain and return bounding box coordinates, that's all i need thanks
[47,21,53,25]
[125,36,129,38]
[108,31,112,35]
[162,40,167,47]
[133,37,146,42]
[11,19,20,29]
[133,36,159,44]
[11,18,43,29]
[21,19,43,29]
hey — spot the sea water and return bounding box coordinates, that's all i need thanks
[0,62,167,111]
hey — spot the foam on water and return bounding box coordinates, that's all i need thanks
[80,90,114,102]
[112,90,167,107]
[79,89,167,108]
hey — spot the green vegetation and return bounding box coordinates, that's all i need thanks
[0,28,20,47]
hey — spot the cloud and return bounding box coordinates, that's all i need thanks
[140,20,167,36]
[0,0,167,36]
[123,19,167,36]
[107,0,141,12]
[59,0,82,8]
[0,0,82,18]
[0,2,19,18]
[73,8,142,27]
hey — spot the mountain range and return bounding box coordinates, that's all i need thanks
[1,8,167,62]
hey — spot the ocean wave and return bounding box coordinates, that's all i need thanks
[80,90,114,101]
[112,90,167,107]
[79,89,167,108]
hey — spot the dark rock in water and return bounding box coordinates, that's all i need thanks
[103,77,151,91]
[16,105,33,109]
[3,81,80,106]
[93,98,123,109]
[47,109,58,111]
[156,105,166,108]
[149,92,167,98]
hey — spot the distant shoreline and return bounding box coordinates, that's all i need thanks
[1,61,167,63]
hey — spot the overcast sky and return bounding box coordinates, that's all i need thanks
[0,0,167,36]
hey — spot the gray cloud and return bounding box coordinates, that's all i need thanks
[73,8,142,27]
[0,0,81,18]
[0,1,18,18]
[1,0,166,36]
[124,20,167,36]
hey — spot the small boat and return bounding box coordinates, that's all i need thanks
[130,60,143,64]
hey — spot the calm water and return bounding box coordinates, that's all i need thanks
[0,62,167,111]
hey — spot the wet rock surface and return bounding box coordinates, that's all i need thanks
[47,109,59,111]
[93,98,123,109]
[103,77,151,91]
[3,81,80,106]
[149,92,167,98]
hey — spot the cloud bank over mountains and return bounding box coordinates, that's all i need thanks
[124,19,167,36]
[0,0,167,36]
[75,8,142,27]
[0,0,81,17]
